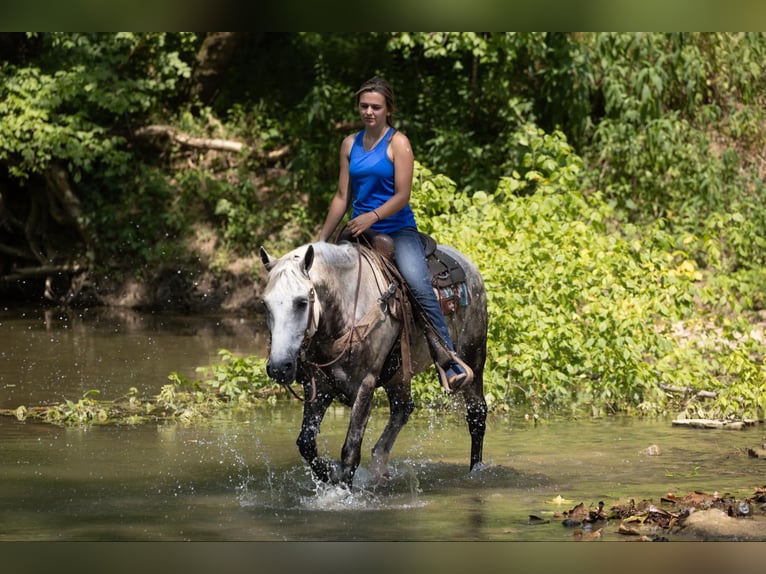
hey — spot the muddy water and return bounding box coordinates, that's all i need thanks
[1,306,765,541]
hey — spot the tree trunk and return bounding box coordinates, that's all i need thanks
[189,32,248,105]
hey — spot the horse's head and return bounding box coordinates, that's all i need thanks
[259,244,320,384]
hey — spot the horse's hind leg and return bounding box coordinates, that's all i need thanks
[464,380,487,471]
[460,348,487,471]
[370,384,415,482]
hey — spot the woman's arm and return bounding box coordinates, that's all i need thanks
[318,135,354,242]
[383,130,415,219]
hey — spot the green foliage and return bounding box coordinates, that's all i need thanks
[7,352,280,427]
[411,125,763,417]
[583,33,766,278]
[39,389,111,425]
[0,63,130,181]
[0,33,195,181]
[190,349,280,403]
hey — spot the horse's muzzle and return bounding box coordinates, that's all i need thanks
[266,358,297,385]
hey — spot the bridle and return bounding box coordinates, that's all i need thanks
[284,247,366,403]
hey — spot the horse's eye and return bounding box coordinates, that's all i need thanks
[293,298,308,312]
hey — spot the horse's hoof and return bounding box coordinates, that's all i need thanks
[312,457,344,484]
[375,472,391,487]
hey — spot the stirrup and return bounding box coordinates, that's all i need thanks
[435,353,474,394]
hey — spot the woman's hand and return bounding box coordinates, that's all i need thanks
[348,210,380,237]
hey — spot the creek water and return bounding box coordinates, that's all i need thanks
[1,305,765,541]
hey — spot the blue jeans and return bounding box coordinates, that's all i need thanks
[390,227,455,353]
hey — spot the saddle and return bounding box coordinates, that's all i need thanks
[336,228,471,316]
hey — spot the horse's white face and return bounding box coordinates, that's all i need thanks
[259,245,319,384]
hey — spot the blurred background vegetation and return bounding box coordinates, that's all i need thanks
[2,32,765,419]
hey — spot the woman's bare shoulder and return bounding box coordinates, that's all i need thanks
[340,133,356,156]
[390,130,413,158]
[391,130,411,145]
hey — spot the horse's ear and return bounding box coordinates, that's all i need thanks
[260,246,276,272]
[303,245,315,274]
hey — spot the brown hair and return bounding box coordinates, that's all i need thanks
[355,76,395,127]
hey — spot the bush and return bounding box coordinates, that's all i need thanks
[411,124,755,417]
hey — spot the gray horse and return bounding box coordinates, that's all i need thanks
[259,240,487,488]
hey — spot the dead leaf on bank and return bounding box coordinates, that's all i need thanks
[618,523,641,536]
[573,528,602,541]
[662,491,720,507]
[565,502,589,520]
[563,500,608,523]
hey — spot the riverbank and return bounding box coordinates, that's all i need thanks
[1,254,266,314]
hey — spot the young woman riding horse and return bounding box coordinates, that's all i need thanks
[318,77,471,393]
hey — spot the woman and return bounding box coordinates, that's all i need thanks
[318,77,471,392]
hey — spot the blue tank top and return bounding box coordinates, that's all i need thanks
[349,127,417,233]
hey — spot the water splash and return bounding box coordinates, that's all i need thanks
[295,460,429,512]
[299,480,371,511]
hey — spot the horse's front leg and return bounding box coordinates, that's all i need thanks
[339,373,377,488]
[296,388,339,483]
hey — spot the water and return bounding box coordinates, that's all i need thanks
[1,306,765,541]
[0,306,266,408]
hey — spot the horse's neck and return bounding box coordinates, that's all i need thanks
[313,245,379,336]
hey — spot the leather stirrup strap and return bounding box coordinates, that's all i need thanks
[366,248,415,403]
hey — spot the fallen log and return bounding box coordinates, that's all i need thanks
[135,124,245,153]
[671,418,760,430]
[134,125,291,162]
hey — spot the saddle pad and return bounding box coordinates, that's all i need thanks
[434,282,471,316]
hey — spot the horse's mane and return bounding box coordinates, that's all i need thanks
[310,241,358,270]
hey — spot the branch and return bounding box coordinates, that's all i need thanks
[0,264,82,282]
[45,163,95,256]
[658,383,718,399]
[134,124,293,162]
[265,145,290,161]
[335,119,363,132]
[671,419,752,430]
[0,242,37,260]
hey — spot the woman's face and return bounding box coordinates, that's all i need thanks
[358,91,389,128]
